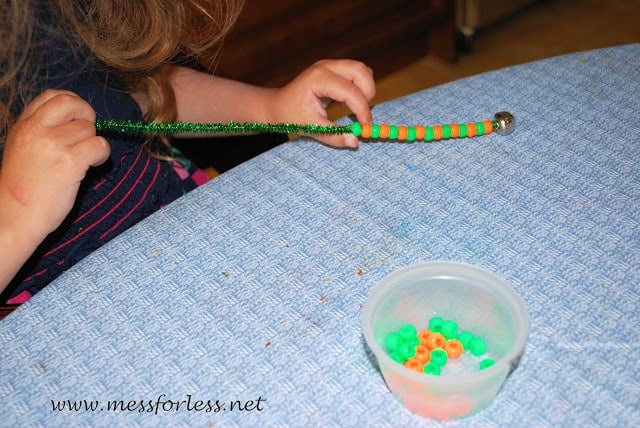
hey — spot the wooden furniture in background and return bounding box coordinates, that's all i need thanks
[214,0,456,87]
[456,0,540,49]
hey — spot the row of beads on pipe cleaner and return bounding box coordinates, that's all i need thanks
[94,111,515,142]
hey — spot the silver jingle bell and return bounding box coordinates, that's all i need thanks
[494,111,515,136]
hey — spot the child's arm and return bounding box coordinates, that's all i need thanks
[160,59,376,148]
[0,90,110,291]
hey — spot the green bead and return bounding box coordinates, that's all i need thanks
[479,359,495,370]
[440,320,458,340]
[425,127,434,142]
[388,125,399,139]
[458,123,468,138]
[407,127,417,142]
[350,122,362,137]
[399,343,417,360]
[398,324,417,340]
[389,351,405,364]
[406,336,420,347]
[371,124,381,139]
[430,348,448,367]
[428,316,443,333]
[385,332,402,351]
[442,124,451,139]
[423,362,441,376]
[468,337,487,356]
[475,121,485,136]
[457,331,474,349]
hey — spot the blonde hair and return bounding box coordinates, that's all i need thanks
[1,0,244,155]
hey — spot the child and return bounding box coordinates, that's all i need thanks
[0,0,376,313]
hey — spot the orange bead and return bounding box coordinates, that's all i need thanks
[449,123,460,138]
[397,126,408,140]
[415,125,426,140]
[466,122,477,138]
[426,332,446,350]
[361,124,372,139]
[432,125,443,140]
[404,358,424,373]
[418,330,431,344]
[414,344,431,363]
[379,124,390,139]
[483,120,494,134]
[444,339,464,359]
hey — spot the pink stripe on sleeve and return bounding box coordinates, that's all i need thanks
[43,155,152,257]
[99,161,161,240]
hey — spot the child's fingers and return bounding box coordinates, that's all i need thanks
[310,69,373,126]
[19,89,71,119]
[20,90,79,119]
[26,90,96,128]
[314,59,376,102]
[313,132,359,149]
[70,135,111,168]
[49,119,99,145]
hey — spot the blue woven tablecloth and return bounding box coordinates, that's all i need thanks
[1,44,639,427]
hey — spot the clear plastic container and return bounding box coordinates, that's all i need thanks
[362,261,529,420]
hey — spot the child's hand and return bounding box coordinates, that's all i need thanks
[268,59,376,148]
[0,89,111,240]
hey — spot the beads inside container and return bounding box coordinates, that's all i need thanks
[385,316,495,376]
